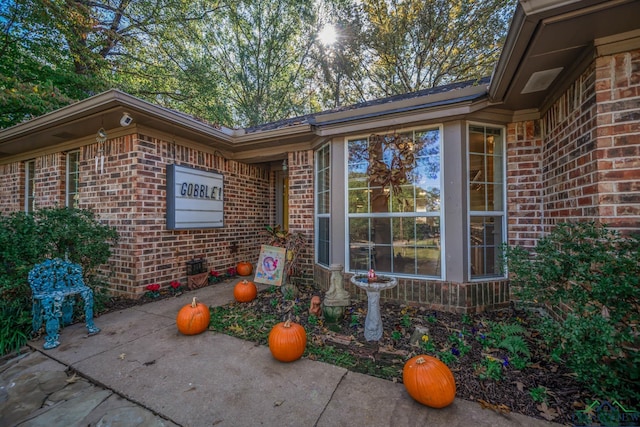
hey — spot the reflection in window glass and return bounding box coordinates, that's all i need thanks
[25,160,35,212]
[470,216,503,278]
[468,125,505,279]
[347,128,442,278]
[315,144,331,266]
[66,151,80,207]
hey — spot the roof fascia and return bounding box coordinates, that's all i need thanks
[314,96,491,137]
[313,84,488,126]
[0,89,236,144]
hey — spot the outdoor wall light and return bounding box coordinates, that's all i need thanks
[282,159,288,171]
[120,112,133,127]
[96,128,108,143]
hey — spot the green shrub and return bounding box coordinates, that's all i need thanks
[504,222,639,402]
[0,207,118,356]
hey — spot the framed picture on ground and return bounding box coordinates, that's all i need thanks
[254,245,286,286]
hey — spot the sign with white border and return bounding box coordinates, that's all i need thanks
[166,164,224,229]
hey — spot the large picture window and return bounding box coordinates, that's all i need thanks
[347,128,442,278]
[468,124,505,279]
[315,144,330,266]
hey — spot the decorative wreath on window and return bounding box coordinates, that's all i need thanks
[367,133,419,197]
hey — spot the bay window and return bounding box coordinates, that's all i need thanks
[347,128,442,278]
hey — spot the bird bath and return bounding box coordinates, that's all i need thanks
[350,274,398,341]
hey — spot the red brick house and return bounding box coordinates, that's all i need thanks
[0,0,638,312]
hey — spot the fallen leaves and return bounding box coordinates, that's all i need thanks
[66,373,79,384]
[537,402,559,421]
[478,399,511,414]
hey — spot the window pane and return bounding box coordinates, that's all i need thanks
[348,188,369,213]
[349,217,371,244]
[393,217,416,245]
[348,139,368,163]
[391,186,414,212]
[416,246,441,276]
[470,184,486,210]
[317,217,330,265]
[470,216,503,278]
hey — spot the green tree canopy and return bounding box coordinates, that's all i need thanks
[1,0,515,129]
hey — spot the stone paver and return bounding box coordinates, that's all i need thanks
[1,281,561,427]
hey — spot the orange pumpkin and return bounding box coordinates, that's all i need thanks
[268,319,307,362]
[236,261,253,276]
[234,280,257,302]
[403,355,456,408]
[176,297,210,335]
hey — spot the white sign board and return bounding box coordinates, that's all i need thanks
[167,164,224,229]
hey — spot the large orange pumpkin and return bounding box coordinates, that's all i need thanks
[234,280,257,302]
[236,261,253,276]
[268,319,307,362]
[402,355,456,408]
[176,297,211,335]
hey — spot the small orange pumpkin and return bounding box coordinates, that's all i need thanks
[268,319,307,362]
[176,297,210,335]
[403,355,456,408]
[234,280,257,302]
[236,261,253,276]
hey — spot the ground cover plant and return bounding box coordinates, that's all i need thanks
[209,284,594,425]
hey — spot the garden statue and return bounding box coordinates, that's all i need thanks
[309,295,322,316]
[323,264,350,329]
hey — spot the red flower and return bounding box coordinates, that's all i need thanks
[227,267,237,276]
[169,280,181,289]
[146,283,160,292]
[210,270,220,277]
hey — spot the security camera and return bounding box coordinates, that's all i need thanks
[120,112,133,127]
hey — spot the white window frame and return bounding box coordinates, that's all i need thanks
[315,143,331,266]
[466,122,507,280]
[345,125,444,279]
[66,150,80,207]
[25,160,35,213]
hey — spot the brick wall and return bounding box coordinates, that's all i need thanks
[100,133,275,297]
[313,265,510,314]
[506,121,544,248]
[0,131,286,297]
[506,48,640,246]
[286,150,315,284]
[541,63,600,230]
[593,49,640,232]
[0,163,23,213]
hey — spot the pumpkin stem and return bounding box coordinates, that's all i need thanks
[284,319,292,328]
[191,297,198,308]
[242,280,248,285]
[416,356,426,364]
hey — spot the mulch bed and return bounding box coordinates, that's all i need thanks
[97,280,594,425]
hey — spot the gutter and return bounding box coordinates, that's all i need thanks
[310,92,488,129]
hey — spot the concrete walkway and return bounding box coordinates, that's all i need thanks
[1,280,560,427]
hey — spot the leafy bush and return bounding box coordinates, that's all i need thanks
[0,207,118,356]
[504,222,640,402]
